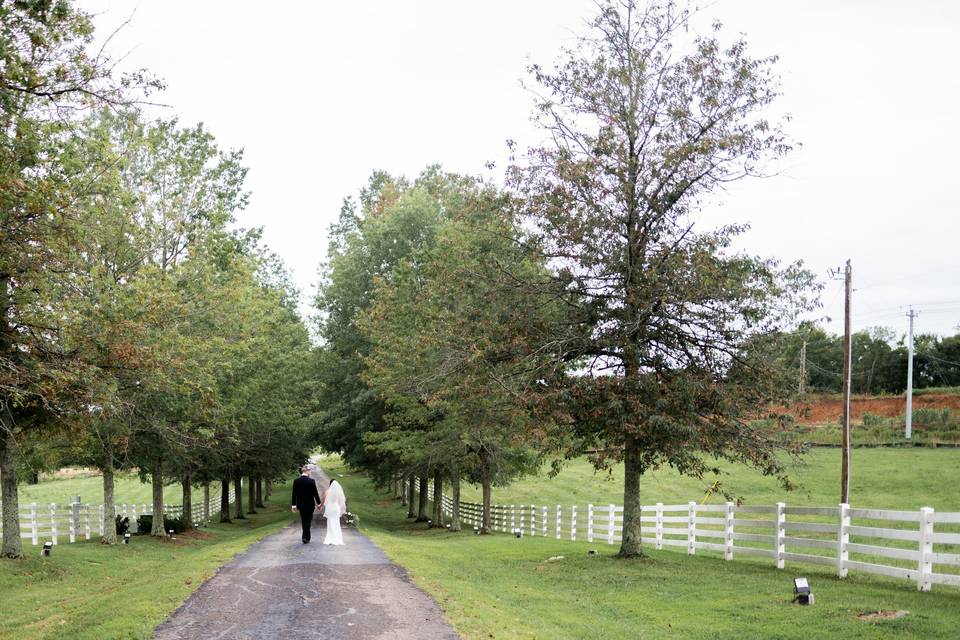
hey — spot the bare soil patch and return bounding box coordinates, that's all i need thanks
[788,394,960,424]
[858,610,909,621]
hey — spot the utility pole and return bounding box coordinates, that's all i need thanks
[906,307,916,439]
[839,260,852,504]
[799,340,807,395]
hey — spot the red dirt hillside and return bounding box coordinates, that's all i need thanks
[787,393,960,425]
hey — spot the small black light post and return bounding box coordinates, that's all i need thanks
[123,533,131,544]
[793,577,814,605]
[473,526,480,535]
[41,541,53,557]
[513,528,523,539]
[167,529,175,541]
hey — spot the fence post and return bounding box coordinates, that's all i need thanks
[687,501,697,555]
[30,503,38,546]
[542,505,548,537]
[608,504,616,545]
[918,506,934,592]
[775,502,786,569]
[655,503,663,550]
[98,504,105,536]
[837,503,850,578]
[84,504,91,540]
[570,505,577,541]
[724,501,734,561]
[69,502,77,543]
[50,504,57,545]
[529,504,535,537]
[510,505,515,533]
[587,503,594,543]
[556,505,562,539]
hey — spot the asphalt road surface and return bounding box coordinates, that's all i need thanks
[153,470,458,640]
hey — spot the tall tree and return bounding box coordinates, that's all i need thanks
[509,0,819,557]
[0,1,157,558]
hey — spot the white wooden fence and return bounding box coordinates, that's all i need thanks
[0,487,235,546]
[410,481,960,593]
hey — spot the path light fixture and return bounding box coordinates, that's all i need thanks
[514,528,523,539]
[167,529,176,541]
[793,577,814,605]
[41,542,52,557]
[473,526,480,535]
[123,533,131,544]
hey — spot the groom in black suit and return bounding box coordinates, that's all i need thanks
[291,466,322,543]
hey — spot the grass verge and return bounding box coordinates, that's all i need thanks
[324,456,960,640]
[0,483,293,640]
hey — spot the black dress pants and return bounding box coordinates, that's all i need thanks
[299,507,315,542]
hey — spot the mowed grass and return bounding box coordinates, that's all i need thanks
[17,471,210,508]
[457,448,960,511]
[0,484,294,640]
[323,454,960,640]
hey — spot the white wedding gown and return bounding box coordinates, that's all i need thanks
[323,482,346,545]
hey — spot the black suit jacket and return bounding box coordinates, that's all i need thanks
[291,475,322,511]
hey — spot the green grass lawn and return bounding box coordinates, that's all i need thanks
[324,454,960,640]
[454,448,960,512]
[0,483,294,640]
[17,471,211,508]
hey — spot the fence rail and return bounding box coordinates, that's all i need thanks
[0,487,235,546]
[418,480,960,593]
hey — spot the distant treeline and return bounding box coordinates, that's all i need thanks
[784,322,960,394]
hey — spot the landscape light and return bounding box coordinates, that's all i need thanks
[793,577,814,605]
[514,529,523,539]
[123,533,131,544]
[42,542,53,557]
[473,526,480,535]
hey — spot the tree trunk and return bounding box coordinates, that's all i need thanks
[219,477,231,523]
[151,460,165,536]
[246,476,257,514]
[234,473,245,519]
[406,474,415,518]
[416,475,429,522]
[618,434,644,557]
[431,470,443,527]
[265,478,272,498]
[101,456,117,544]
[400,474,408,506]
[479,448,492,534]
[450,474,461,532]
[181,473,193,530]
[255,476,264,508]
[0,427,23,558]
[203,482,210,522]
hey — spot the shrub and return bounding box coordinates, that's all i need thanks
[912,407,951,427]
[115,515,130,536]
[136,514,185,535]
[862,412,892,427]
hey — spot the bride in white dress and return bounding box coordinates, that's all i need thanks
[323,479,347,545]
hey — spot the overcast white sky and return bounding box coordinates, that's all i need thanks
[82,0,960,338]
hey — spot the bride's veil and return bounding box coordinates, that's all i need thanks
[327,479,347,512]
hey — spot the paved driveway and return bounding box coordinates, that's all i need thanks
[153,471,458,640]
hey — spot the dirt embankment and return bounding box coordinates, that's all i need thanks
[787,394,960,425]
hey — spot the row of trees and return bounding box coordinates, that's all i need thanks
[312,1,820,557]
[782,323,960,394]
[1,1,312,558]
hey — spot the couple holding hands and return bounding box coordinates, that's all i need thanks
[291,466,347,545]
